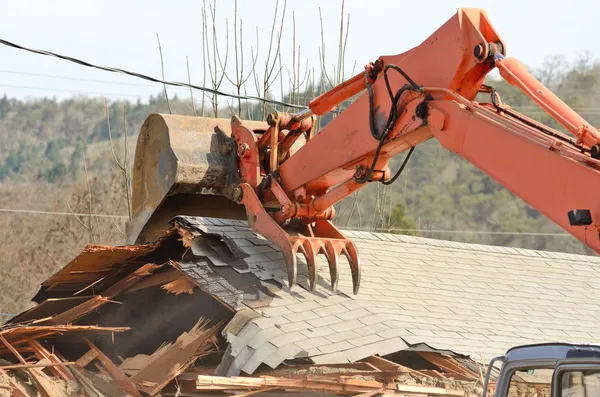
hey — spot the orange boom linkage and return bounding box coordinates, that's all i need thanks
[133,8,600,295]
[230,8,600,294]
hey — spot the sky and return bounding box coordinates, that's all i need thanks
[0,0,598,104]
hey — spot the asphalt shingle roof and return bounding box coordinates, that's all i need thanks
[171,216,600,376]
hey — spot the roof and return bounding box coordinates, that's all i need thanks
[169,216,600,376]
[505,343,600,361]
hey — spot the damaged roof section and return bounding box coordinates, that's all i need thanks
[168,216,600,377]
[2,214,585,396]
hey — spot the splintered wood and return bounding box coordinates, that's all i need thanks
[127,318,221,396]
[0,223,496,397]
[192,374,465,396]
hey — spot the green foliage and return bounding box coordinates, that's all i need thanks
[389,201,420,236]
[0,143,39,181]
[1,53,600,255]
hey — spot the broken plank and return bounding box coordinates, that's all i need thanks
[103,263,160,297]
[7,296,93,324]
[27,338,74,381]
[0,361,76,370]
[0,335,52,397]
[75,349,100,369]
[84,339,143,397]
[416,352,479,380]
[47,296,111,325]
[161,277,197,295]
[124,268,182,293]
[129,318,221,396]
[396,384,464,396]
[362,355,406,372]
[194,375,389,394]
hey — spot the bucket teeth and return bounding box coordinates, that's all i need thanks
[343,243,361,295]
[324,243,339,292]
[289,237,360,294]
[297,240,318,292]
[238,183,361,294]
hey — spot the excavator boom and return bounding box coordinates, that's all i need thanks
[130,8,600,295]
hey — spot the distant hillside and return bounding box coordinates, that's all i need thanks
[1,53,600,315]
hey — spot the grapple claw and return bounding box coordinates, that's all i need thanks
[300,240,318,291]
[324,242,339,292]
[286,244,299,289]
[342,243,361,295]
[238,183,361,294]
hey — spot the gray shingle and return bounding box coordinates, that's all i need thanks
[306,316,343,328]
[286,300,322,313]
[176,215,600,376]
[247,328,285,350]
[241,343,278,374]
[300,326,337,338]
[317,341,353,354]
[269,331,307,348]
[336,307,370,321]
[326,330,361,343]
[263,344,303,369]
[296,337,331,350]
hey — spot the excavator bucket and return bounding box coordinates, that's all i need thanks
[128,113,268,245]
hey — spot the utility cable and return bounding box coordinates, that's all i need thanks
[0,208,128,219]
[0,38,308,111]
[0,208,572,237]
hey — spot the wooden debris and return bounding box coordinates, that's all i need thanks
[416,352,480,381]
[83,339,143,397]
[161,277,197,295]
[0,324,129,341]
[124,268,182,294]
[0,361,76,370]
[0,335,53,397]
[128,318,221,396]
[191,373,466,396]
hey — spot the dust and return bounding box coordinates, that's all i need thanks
[43,377,81,397]
[396,372,484,397]
[264,366,365,376]
[0,372,11,397]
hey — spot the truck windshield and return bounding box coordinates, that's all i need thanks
[508,369,553,397]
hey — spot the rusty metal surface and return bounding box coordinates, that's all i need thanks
[129,113,268,244]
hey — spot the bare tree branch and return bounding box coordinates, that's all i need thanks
[155,33,172,114]
[186,56,197,116]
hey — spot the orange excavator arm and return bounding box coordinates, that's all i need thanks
[132,8,600,295]
[229,8,600,294]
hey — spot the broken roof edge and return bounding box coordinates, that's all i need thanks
[167,215,600,263]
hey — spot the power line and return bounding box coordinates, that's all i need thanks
[0,37,308,111]
[0,69,163,88]
[341,226,570,236]
[0,83,143,99]
[0,208,571,236]
[0,208,127,219]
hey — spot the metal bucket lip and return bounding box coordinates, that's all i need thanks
[128,113,268,245]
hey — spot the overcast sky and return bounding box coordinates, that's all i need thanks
[0,0,598,103]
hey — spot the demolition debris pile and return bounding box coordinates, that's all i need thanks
[0,217,550,396]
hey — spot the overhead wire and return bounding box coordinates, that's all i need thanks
[0,37,309,110]
[0,208,128,219]
[0,208,572,236]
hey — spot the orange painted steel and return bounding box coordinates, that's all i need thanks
[307,62,377,115]
[496,57,600,148]
[221,8,600,295]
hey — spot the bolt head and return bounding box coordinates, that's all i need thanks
[232,187,243,202]
[355,167,364,178]
[474,43,486,60]
[237,143,250,157]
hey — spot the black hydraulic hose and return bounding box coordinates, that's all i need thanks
[357,64,421,184]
